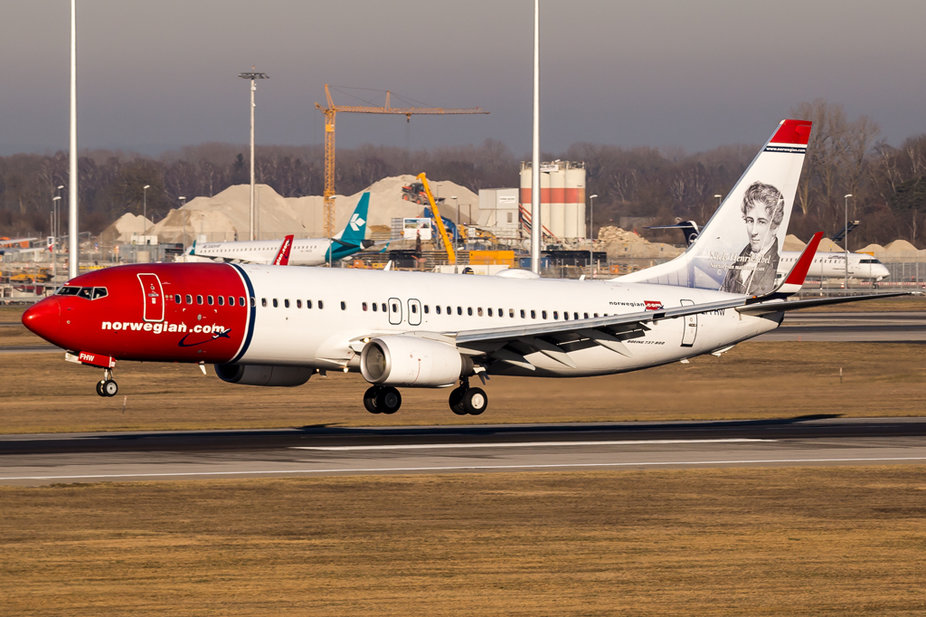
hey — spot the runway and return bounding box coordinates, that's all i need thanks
[2,417,924,485]
[757,310,926,342]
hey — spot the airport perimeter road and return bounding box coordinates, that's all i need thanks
[1,418,924,485]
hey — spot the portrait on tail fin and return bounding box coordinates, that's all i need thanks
[720,181,784,296]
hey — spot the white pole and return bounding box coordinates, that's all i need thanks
[68,0,78,279]
[249,77,256,241]
[530,0,541,274]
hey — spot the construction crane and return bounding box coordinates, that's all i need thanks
[417,172,456,264]
[314,84,488,237]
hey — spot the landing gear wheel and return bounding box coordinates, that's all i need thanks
[376,386,402,415]
[449,386,467,416]
[462,387,487,415]
[363,386,381,414]
[97,379,118,397]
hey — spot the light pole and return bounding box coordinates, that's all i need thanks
[142,184,151,241]
[238,67,269,241]
[588,194,598,273]
[51,195,61,283]
[179,196,187,246]
[844,193,853,291]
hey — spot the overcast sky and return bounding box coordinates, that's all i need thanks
[3,0,925,157]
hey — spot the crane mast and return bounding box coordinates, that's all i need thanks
[314,84,488,237]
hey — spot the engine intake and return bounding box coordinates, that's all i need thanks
[360,336,466,387]
[214,363,312,387]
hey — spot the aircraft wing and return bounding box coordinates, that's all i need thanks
[447,297,748,367]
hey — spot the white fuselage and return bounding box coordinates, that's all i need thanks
[778,252,890,281]
[194,238,334,265]
[235,266,780,378]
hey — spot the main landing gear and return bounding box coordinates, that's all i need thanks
[449,379,487,416]
[363,379,488,416]
[363,385,402,414]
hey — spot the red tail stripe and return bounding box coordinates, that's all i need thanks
[770,119,812,145]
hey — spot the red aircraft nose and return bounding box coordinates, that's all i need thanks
[22,297,62,345]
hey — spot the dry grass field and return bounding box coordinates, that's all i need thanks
[2,300,924,616]
[1,468,924,616]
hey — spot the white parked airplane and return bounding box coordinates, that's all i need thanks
[189,192,373,265]
[651,220,891,281]
[22,119,907,416]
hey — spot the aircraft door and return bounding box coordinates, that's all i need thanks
[407,298,422,326]
[388,297,403,325]
[679,299,697,347]
[137,273,165,322]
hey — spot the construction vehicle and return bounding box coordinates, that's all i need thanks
[416,173,456,264]
[401,181,430,205]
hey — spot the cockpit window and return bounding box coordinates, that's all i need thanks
[55,285,108,300]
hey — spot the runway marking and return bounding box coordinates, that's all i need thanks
[291,438,772,451]
[4,456,926,482]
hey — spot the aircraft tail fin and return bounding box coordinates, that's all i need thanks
[272,234,294,266]
[619,119,812,296]
[332,192,370,246]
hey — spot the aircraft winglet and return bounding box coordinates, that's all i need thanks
[272,234,294,266]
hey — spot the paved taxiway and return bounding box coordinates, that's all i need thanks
[1,418,924,485]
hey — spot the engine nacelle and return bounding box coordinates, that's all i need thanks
[360,336,466,387]
[214,363,312,387]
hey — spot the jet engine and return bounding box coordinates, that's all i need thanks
[214,363,312,387]
[360,336,467,387]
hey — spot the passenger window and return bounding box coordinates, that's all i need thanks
[196,295,203,305]
[487,308,493,317]
[340,301,346,310]
[457,307,463,316]
[467,307,473,316]
[261,298,267,307]
[477,307,483,316]
[553,311,559,319]
[412,304,418,314]
[436,305,441,315]
[372,302,378,312]
[542,310,547,319]
[362,302,368,311]
[297,299,302,309]
[207,295,214,305]
[186,294,193,304]
[272,299,278,308]
[284,299,290,308]
[306,300,313,309]
[530,310,536,319]
[381,303,387,312]
[424,305,429,314]
[318,300,324,309]
[509,308,515,318]
[174,294,182,304]
[520,309,526,318]
[217,296,224,306]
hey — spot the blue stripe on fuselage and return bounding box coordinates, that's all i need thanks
[230,263,256,363]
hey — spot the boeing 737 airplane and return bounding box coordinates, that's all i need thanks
[651,220,891,281]
[189,192,374,265]
[22,120,907,416]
